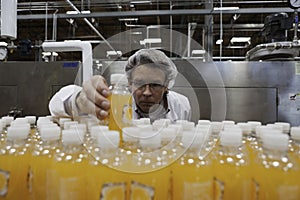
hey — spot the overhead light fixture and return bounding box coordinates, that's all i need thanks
[118,18,138,22]
[106,50,122,58]
[130,0,151,4]
[216,39,223,45]
[230,37,251,44]
[140,38,162,45]
[66,10,91,15]
[42,52,58,57]
[131,31,143,35]
[192,50,206,55]
[213,7,239,11]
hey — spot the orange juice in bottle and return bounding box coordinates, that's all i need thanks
[108,74,132,145]
[31,125,61,200]
[172,125,214,200]
[127,128,171,200]
[254,132,300,200]
[0,125,31,200]
[88,127,127,200]
[213,128,252,200]
[47,129,89,200]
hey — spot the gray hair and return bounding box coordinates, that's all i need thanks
[125,49,178,89]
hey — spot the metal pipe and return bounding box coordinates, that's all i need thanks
[45,2,48,41]
[65,0,117,53]
[42,40,93,83]
[52,9,58,41]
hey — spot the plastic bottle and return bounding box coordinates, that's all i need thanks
[254,132,300,200]
[0,125,31,200]
[108,74,132,144]
[127,129,171,200]
[47,129,90,200]
[213,129,252,200]
[88,129,127,200]
[30,125,61,200]
[172,126,214,200]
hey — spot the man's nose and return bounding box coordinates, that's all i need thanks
[142,84,152,96]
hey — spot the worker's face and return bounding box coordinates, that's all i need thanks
[129,65,168,113]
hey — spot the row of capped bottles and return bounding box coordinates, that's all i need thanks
[1,115,300,200]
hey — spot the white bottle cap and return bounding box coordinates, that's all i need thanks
[196,124,212,134]
[175,120,195,130]
[139,130,161,149]
[10,120,30,130]
[62,129,84,145]
[274,122,290,134]
[262,133,289,151]
[132,118,151,126]
[255,125,274,138]
[122,127,140,142]
[25,116,36,125]
[69,124,87,133]
[58,117,72,127]
[40,126,61,141]
[110,73,127,85]
[152,119,170,130]
[7,126,30,140]
[95,130,120,149]
[197,120,211,125]
[38,122,57,131]
[63,121,78,130]
[168,124,183,138]
[1,116,14,126]
[181,128,206,149]
[219,130,243,147]
[210,121,223,133]
[90,125,109,139]
[237,122,252,136]
[290,127,300,140]
[247,121,262,132]
[222,120,235,126]
[266,123,284,133]
[159,127,177,143]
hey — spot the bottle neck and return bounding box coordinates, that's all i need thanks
[263,147,288,160]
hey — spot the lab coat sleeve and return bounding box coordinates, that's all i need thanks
[48,85,82,118]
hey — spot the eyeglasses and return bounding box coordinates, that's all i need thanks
[132,81,166,92]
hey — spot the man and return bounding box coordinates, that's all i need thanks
[49,49,191,122]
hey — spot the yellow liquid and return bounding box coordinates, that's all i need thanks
[108,93,132,145]
[172,158,214,200]
[254,160,300,200]
[0,152,31,200]
[31,153,56,200]
[126,166,171,200]
[46,151,89,200]
[87,162,127,200]
[214,156,252,200]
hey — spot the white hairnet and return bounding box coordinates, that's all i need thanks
[125,49,178,89]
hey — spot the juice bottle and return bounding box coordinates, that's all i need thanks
[290,126,300,165]
[127,129,171,200]
[213,129,252,200]
[108,74,132,144]
[88,128,127,200]
[0,125,31,200]
[30,125,61,200]
[47,129,90,200]
[172,126,214,200]
[254,132,300,200]
[121,126,141,153]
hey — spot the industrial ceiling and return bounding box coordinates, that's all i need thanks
[5,0,298,61]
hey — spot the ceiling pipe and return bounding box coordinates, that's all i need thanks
[42,40,93,83]
[65,0,117,53]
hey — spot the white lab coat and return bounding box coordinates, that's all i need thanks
[48,85,192,122]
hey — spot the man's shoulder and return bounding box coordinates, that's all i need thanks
[168,90,188,100]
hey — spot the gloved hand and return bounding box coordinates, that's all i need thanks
[75,75,110,120]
